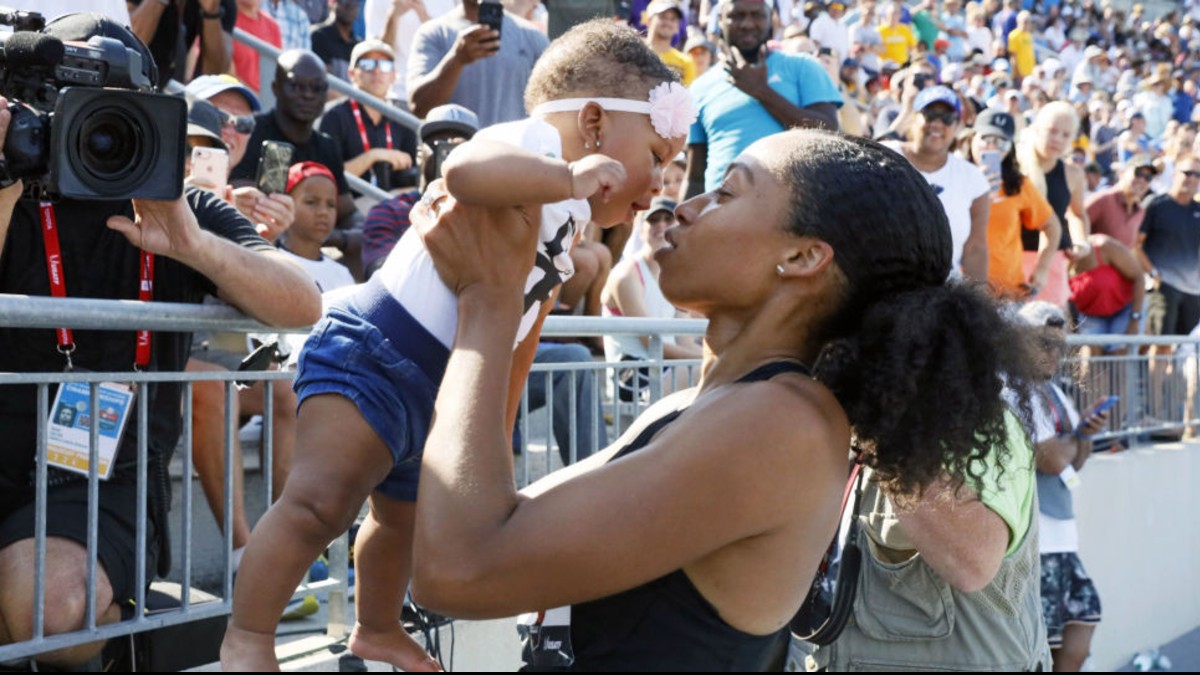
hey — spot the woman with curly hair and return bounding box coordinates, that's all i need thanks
[408,129,1041,670]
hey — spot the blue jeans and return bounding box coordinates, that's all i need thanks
[519,342,608,465]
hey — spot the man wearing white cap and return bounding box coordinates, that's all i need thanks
[320,40,418,191]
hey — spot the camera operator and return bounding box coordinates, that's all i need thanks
[0,14,320,667]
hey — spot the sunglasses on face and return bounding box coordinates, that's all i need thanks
[283,78,329,97]
[920,108,959,126]
[1135,169,1155,180]
[981,134,1012,152]
[356,58,395,73]
[1183,170,1200,179]
[222,112,255,135]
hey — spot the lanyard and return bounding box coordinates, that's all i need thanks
[350,100,392,153]
[39,202,154,370]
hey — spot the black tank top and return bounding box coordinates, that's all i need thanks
[565,361,811,671]
[1022,159,1073,251]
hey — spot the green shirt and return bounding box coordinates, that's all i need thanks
[912,9,940,50]
[967,409,1036,556]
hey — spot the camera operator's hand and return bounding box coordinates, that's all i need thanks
[0,96,23,199]
[107,197,205,260]
[231,186,294,243]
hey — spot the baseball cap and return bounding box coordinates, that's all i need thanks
[1128,154,1158,175]
[43,13,158,90]
[419,104,480,142]
[185,74,262,112]
[684,34,716,56]
[974,108,1015,141]
[286,161,336,194]
[646,0,686,19]
[643,196,677,218]
[350,38,396,68]
[914,85,961,114]
[186,97,228,151]
[1084,44,1107,60]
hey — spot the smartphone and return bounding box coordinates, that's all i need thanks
[190,146,228,191]
[478,0,503,38]
[256,140,295,195]
[1089,395,1120,417]
[982,149,1002,184]
[429,140,458,181]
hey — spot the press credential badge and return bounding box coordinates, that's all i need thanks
[46,381,135,480]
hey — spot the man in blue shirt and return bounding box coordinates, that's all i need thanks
[685,0,841,196]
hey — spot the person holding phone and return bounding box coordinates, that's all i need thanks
[406,0,548,126]
[1019,302,1106,673]
[961,108,1062,299]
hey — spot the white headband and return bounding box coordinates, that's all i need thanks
[530,82,697,140]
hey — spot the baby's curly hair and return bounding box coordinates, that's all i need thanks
[524,19,679,113]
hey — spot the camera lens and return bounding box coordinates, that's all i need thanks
[79,112,140,179]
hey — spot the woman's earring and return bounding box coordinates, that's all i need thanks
[584,141,591,150]
[776,264,786,276]
[595,137,602,149]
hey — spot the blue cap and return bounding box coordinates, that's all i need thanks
[913,85,961,115]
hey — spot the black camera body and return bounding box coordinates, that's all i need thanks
[0,15,185,201]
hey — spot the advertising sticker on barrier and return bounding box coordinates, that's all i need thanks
[46,381,135,479]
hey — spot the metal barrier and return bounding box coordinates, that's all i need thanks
[5,294,1197,664]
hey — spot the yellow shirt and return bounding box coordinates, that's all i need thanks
[877,24,917,65]
[657,47,696,87]
[1007,29,1035,77]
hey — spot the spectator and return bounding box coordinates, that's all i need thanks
[966,2,994,60]
[1018,102,1091,309]
[1072,45,1110,96]
[848,2,884,73]
[278,162,358,291]
[1086,159,1154,248]
[365,0,458,107]
[546,0,616,41]
[963,109,1062,299]
[266,0,312,51]
[406,0,549,125]
[643,0,695,86]
[1069,234,1145,354]
[1007,10,1036,81]
[1117,111,1154,165]
[1171,72,1195,124]
[319,40,418,192]
[1019,302,1107,673]
[602,196,703,395]
[128,0,235,88]
[361,104,479,277]
[233,0,283,93]
[1135,69,1175,140]
[686,0,840,196]
[519,341,609,465]
[910,0,940,51]
[1083,162,1108,196]
[878,1,918,66]
[230,50,359,241]
[940,0,968,61]
[1136,156,1200,339]
[683,33,716,79]
[0,14,320,668]
[311,0,361,81]
[884,86,991,281]
[1088,99,1120,178]
[809,0,851,62]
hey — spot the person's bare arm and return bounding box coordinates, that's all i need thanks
[343,148,414,179]
[685,144,708,199]
[441,140,626,208]
[105,197,321,327]
[892,477,1009,593]
[961,192,990,281]
[1028,212,1062,291]
[724,45,839,130]
[381,0,430,46]
[128,0,168,45]
[608,266,702,359]
[1100,236,1145,334]
[408,25,499,118]
[197,0,233,76]
[1065,162,1091,243]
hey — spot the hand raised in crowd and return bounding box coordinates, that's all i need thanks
[451,24,501,66]
[391,0,430,21]
[231,186,295,243]
[372,148,415,171]
[568,154,627,201]
[411,179,539,296]
[723,43,771,99]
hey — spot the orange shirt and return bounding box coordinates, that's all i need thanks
[987,177,1055,296]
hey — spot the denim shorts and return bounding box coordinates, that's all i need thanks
[293,278,449,501]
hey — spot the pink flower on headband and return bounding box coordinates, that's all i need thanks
[648,82,697,139]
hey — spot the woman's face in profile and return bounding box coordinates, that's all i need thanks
[655,142,795,314]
